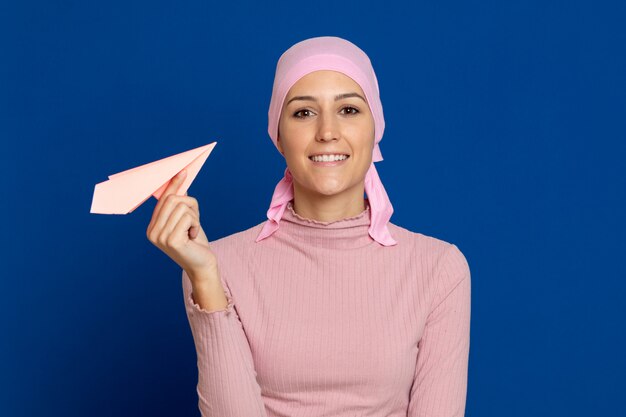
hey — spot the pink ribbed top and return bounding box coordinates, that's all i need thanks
[181,199,471,417]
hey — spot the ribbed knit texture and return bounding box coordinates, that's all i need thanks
[181,199,471,417]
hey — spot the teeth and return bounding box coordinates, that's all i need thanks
[310,154,348,162]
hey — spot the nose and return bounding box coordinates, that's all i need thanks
[315,111,339,142]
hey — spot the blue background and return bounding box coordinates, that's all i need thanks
[2,1,624,416]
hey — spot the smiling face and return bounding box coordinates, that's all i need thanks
[277,70,375,203]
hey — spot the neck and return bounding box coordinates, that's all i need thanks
[292,182,366,223]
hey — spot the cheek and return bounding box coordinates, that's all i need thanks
[281,127,313,154]
[350,128,375,155]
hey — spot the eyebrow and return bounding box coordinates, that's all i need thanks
[286,92,367,106]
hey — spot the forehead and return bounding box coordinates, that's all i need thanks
[285,70,365,97]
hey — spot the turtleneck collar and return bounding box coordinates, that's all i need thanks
[277,199,375,250]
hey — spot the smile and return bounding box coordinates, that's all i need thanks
[308,154,349,162]
[308,154,350,166]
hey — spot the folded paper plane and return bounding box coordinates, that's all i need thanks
[90,142,217,214]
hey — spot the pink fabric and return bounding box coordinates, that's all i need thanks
[256,36,397,246]
[182,209,471,416]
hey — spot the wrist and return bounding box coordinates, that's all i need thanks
[187,265,220,286]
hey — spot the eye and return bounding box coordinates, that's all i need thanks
[293,109,314,119]
[341,106,360,115]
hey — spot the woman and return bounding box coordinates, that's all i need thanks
[147,36,471,417]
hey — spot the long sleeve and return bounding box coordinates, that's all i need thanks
[407,244,472,417]
[181,269,268,417]
[178,205,470,416]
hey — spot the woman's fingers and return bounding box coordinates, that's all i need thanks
[145,165,205,250]
[149,194,199,241]
[144,168,216,275]
[167,209,200,249]
[158,203,199,247]
[149,169,187,232]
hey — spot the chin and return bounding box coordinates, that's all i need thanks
[314,180,347,193]
[309,187,343,197]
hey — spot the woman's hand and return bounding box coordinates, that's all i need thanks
[146,169,218,285]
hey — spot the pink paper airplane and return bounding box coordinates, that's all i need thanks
[90,142,217,214]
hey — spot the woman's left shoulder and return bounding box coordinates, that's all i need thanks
[387,222,470,268]
[388,222,471,307]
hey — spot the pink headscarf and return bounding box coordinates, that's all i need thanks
[255,36,397,246]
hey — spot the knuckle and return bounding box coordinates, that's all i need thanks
[186,212,198,224]
[175,204,186,216]
[147,228,157,243]
[166,234,180,248]
[157,232,168,247]
[165,193,178,204]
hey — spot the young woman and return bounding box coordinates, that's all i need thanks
[147,36,471,417]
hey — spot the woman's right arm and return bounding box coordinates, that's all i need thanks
[145,169,268,416]
[182,269,268,417]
